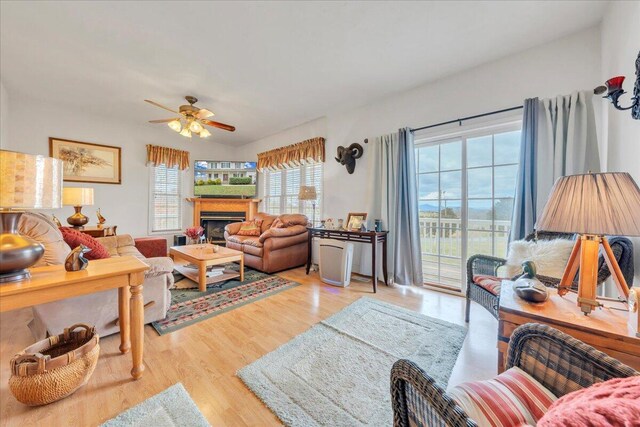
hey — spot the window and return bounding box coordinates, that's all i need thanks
[149,164,182,233]
[415,123,521,290]
[262,163,323,223]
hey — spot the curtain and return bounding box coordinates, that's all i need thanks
[257,137,325,171]
[366,128,423,286]
[146,144,190,170]
[510,98,538,242]
[510,90,600,242]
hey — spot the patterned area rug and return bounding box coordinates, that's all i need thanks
[152,264,300,335]
[238,297,467,426]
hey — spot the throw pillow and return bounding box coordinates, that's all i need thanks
[237,220,263,236]
[505,239,575,278]
[537,376,640,427]
[449,367,557,427]
[270,218,285,229]
[18,212,71,267]
[59,227,110,260]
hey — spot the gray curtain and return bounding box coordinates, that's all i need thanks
[510,91,600,242]
[366,128,423,286]
[510,98,538,242]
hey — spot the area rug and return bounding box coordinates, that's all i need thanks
[152,264,300,335]
[238,297,467,427]
[101,383,209,427]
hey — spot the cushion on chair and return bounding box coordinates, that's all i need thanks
[237,219,263,236]
[505,239,575,278]
[270,218,285,229]
[448,367,557,427]
[18,212,71,267]
[537,376,640,427]
[59,227,110,260]
[473,275,505,296]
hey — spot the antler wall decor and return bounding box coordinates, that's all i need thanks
[335,143,364,174]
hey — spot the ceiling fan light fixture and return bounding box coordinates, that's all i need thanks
[199,128,211,138]
[189,120,203,133]
[167,119,182,132]
[179,127,192,138]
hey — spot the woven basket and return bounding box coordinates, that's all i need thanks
[9,324,100,406]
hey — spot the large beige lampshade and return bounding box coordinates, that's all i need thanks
[0,150,63,209]
[536,172,640,236]
[63,187,95,206]
[298,186,317,200]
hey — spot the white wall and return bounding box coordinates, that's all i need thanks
[0,81,8,147]
[242,27,603,273]
[601,1,640,285]
[1,94,240,239]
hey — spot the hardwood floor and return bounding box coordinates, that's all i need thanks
[0,268,498,426]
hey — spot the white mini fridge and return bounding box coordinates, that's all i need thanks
[319,238,354,287]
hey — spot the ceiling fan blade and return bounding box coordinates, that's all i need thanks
[201,119,236,132]
[144,99,180,114]
[196,108,215,119]
[148,118,181,123]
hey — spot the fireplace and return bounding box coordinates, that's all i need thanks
[200,211,245,244]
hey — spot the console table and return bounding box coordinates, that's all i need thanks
[306,228,388,293]
[0,256,148,380]
[498,280,640,373]
[77,225,117,238]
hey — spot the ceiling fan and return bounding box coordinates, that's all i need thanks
[145,96,236,138]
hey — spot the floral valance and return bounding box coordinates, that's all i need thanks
[257,137,325,171]
[146,144,190,171]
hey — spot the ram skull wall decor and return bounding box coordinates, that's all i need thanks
[335,143,364,174]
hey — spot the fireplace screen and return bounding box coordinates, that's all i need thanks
[200,211,245,244]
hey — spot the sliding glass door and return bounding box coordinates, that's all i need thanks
[415,123,521,291]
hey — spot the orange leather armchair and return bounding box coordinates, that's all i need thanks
[224,213,309,273]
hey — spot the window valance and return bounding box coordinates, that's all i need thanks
[257,137,325,171]
[146,144,190,171]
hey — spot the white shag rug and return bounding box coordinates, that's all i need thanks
[238,297,467,427]
[101,383,209,427]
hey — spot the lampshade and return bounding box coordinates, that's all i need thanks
[298,186,317,200]
[63,187,95,206]
[0,150,63,209]
[536,172,640,236]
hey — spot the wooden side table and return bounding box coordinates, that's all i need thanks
[498,280,640,373]
[77,225,117,237]
[305,228,388,293]
[0,256,148,380]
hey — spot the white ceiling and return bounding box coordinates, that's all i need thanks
[1,1,608,145]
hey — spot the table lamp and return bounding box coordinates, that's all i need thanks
[63,187,94,227]
[0,150,63,283]
[536,172,640,315]
[298,185,317,226]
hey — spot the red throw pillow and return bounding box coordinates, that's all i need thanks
[59,227,110,260]
[237,220,263,236]
[537,376,640,427]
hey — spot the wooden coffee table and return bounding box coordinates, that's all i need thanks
[169,244,244,292]
[498,280,640,373]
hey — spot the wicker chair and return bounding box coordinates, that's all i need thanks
[464,231,629,322]
[390,323,639,427]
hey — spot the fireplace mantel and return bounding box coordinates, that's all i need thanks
[187,197,261,226]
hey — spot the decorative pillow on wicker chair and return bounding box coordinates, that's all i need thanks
[59,227,110,260]
[473,275,506,296]
[448,367,557,427]
[504,239,575,279]
[237,220,263,236]
[537,376,640,427]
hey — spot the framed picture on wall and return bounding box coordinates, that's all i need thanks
[49,137,121,184]
[346,212,367,231]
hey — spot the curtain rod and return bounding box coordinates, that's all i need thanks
[410,105,523,133]
[411,87,604,133]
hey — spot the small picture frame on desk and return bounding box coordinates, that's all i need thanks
[346,212,367,231]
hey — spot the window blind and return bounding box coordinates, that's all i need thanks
[262,163,322,222]
[150,164,182,232]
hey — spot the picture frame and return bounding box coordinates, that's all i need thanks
[346,212,367,231]
[49,137,121,184]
